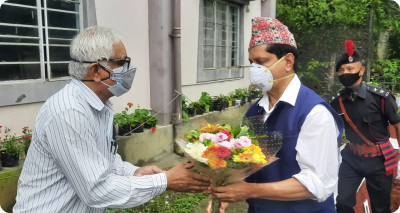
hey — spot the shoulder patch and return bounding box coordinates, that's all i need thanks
[366,85,391,98]
[330,90,345,103]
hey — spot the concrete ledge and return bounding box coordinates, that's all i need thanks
[116,125,174,167]
[0,160,24,212]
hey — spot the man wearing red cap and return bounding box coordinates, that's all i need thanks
[331,40,400,213]
[208,17,344,213]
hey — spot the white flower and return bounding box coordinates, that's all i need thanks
[184,142,208,164]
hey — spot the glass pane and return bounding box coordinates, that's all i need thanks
[7,0,37,6]
[44,0,79,11]
[0,45,40,62]
[221,47,226,67]
[0,37,39,43]
[0,5,38,26]
[216,24,226,46]
[215,46,222,68]
[216,3,226,24]
[229,6,238,26]
[48,63,69,78]
[45,10,80,29]
[0,64,41,81]
[204,46,214,68]
[231,48,238,66]
[48,29,78,39]
[0,26,39,37]
[48,46,70,61]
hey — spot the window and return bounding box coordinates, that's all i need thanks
[198,0,244,82]
[0,0,82,82]
[203,0,239,69]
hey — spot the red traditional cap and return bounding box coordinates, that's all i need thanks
[248,17,297,50]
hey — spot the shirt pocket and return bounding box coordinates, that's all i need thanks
[363,113,387,139]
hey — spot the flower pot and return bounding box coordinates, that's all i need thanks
[245,97,249,103]
[197,107,205,115]
[188,108,196,116]
[208,103,215,112]
[118,124,131,136]
[228,101,232,107]
[144,123,155,129]
[235,100,241,106]
[131,124,144,133]
[214,103,222,111]
[223,102,228,109]
[0,151,19,167]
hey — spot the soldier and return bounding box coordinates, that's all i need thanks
[331,40,400,213]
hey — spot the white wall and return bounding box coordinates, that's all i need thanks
[0,103,43,135]
[95,0,151,113]
[181,0,261,101]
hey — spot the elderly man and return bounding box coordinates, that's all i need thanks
[208,17,344,213]
[13,26,211,213]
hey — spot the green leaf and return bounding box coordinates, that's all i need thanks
[203,139,212,147]
[398,106,400,113]
[231,125,241,138]
[182,111,190,121]
[236,126,249,138]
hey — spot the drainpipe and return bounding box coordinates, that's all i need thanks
[171,0,182,121]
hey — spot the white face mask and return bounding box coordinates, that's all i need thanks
[100,65,137,97]
[249,56,294,93]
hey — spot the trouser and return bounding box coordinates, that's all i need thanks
[336,146,393,213]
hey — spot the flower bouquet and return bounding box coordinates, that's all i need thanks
[175,117,282,212]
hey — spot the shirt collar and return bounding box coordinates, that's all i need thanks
[342,82,366,101]
[71,78,113,111]
[258,74,301,110]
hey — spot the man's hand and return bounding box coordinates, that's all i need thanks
[210,180,252,203]
[165,163,211,193]
[134,165,164,177]
[205,201,229,213]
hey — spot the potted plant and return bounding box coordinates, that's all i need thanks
[220,94,229,110]
[0,126,21,167]
[213,96,222,111]
[195,100,207,115]
[145,115,158,129]
[249,84,258,100]
[188,102,196,116]
[21,126,32,155]
[234,88,243,106]
[243,88,250,103]
[228,92,235,107]
[130,105,149,133]
[200,92,214,112]
[114,102,134,136]
[182,96,189,115]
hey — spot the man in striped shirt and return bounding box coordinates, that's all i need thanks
[13,26,211,213]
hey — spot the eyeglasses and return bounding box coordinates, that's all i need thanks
[72,56,131,69]
[99,57,131,69]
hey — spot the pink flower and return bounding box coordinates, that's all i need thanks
[231,139,244,148]
[220,130,232,141]
[239,136,252,147]
[219,141,233,149]
[216,132,228,142]
[215,147,231,158]
[199,133,218,143]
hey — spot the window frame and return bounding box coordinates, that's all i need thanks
[197,0,245,83]
[0,0,96,107]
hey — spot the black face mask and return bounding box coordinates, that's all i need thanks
[339,71,361,87]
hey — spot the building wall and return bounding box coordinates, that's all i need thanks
[181,0,261,101]
[0,0,263,134]
[95,0,151,113]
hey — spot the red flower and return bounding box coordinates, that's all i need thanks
[127,102,133,107]
[18,139,22,142]
[215,147,231,158]
[24,135,31,139]
[0,126,2,128]
[221,130,232,141]
[150,127,157,133]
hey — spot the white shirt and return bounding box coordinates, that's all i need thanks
[259,75,339,202]
[13,79,167,213]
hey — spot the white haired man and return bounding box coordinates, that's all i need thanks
[13,26,211,213]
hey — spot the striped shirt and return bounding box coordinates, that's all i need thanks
[13,79,167,213]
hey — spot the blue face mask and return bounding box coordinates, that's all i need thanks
[76,58,137,97]
[99,65,137,97]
